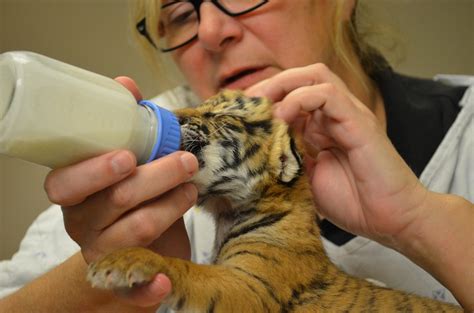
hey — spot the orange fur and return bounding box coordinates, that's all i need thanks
[88,91,461,312]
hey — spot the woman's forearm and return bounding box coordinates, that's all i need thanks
[0,252,158,313]
[395,192,474,311]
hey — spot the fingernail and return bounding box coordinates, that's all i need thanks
[111,151,133,175]
[183,183,198,203]
[152,274,167,295]
[153,274,171,297]
[180,153,198,174]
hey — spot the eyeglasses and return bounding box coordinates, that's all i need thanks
[136,0,268,53]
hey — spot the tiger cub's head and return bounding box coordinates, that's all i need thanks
[174,90,302,212]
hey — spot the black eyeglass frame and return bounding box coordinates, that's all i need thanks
[136,0,268,53]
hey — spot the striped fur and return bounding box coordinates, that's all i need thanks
[88,90,461,312]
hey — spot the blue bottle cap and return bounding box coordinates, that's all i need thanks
[139,100,181,162]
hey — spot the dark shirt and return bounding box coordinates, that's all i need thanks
[320,69,468,246]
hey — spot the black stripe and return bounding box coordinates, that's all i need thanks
[289,137,302,167]
[184,139,208,158]
[231,265,281,307]
[233,275,272,313]
[250,97,263,105]
[218,239,286,256]
[203,112,215,119]
[396,294,413,313]
[293,295,320,309]
[277,138,302,187]
[216,141,261,172]
[235,206,258,218]
[248,164,267,177]
[342,279,361,313]
[284,290,322,311]
[321,274,349,309]
[235,95,246,108]
[243,143,261,161]
[217,206,257,222]
[175,296,186,311]
[225,122,244,133]
[219,211,289,252]
[308,278,330,292]
[208,175,237,190]
[243,120,272,135]
[207,188,236,197]
[231,142,241,166]
[366,288,377,313]
[206,295,218,313]
[206,175,248,196]
[222,249,280,263]
[283,263,330,311]
[283,284,304,312]
[201,124,210,135]
[292,248,321,259]
[219,138,241,167]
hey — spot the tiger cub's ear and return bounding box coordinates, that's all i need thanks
[271,124,303,185]
[278,136,303,184]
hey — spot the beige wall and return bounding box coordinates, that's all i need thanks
[368,0,474,78]
[0,0,473,260]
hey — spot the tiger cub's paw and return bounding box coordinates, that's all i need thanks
[87,247,165,290]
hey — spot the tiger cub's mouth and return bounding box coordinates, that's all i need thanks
[179,122,208,168]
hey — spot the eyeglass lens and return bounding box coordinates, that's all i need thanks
[158,0,267,52]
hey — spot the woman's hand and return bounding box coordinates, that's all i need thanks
[43,76,199,307]
[246,64,474,310]
[246,64,428,247]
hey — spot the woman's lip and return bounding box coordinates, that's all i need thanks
[220,67,274,90]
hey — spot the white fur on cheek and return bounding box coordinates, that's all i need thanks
[190,141,261,206]
[191,144,225,192]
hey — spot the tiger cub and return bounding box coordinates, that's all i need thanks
[87,90,461,312]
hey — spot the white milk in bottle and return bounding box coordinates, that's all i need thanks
[0,51,180,168]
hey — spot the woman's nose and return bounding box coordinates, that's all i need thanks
[197,2,243,52]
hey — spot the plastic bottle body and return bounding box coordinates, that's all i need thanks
[0,51,164,168]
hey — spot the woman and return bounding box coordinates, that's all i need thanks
[0,1,472,312]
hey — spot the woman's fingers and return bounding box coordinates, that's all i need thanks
[75,151,198,231]
[96,183,197,250]
[116,273,172,308]
[246,63,432,244]
[246,64,375,141]
[60,152,198,248]
[276,83,379,152]
[246,63,345,101]
[48,149,198,255]
[44,150,137,206]
[81,183,197,262]
[276,84,349,122]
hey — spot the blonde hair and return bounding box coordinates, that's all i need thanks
[130,0,160,71]
[331,0,391,91]
[130,0,184,90]
[130,0,389,90]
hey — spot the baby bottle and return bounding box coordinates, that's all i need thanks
[0,51,181,168]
